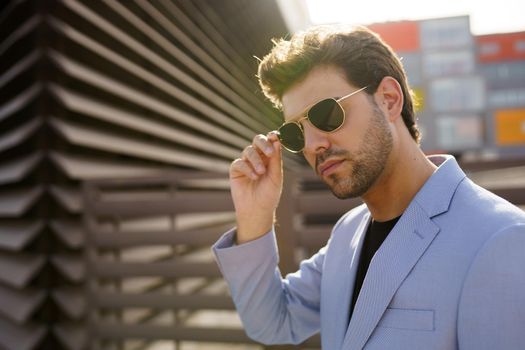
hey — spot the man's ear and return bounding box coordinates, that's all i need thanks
[376,76,404,122]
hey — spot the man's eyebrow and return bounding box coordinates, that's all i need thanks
[285,97,335,123]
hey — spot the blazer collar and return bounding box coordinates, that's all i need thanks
[414,155,466,218]
[342,154,464,349]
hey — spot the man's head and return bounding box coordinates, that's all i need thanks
[257,25,420,199]
[258,25,420,144]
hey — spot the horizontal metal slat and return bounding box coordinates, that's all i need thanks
[491,187,525,205]
[298,226,332,248]
[0,14,40,57]
[49,151,167,181]
[89,191,233,217]
[104,0,273,131]
[50,255,85,282]
[468,166,525,189]
[136,0,273,118]
[92,323,251,343]
[0,252,45,288]
[0,220,43,251]
[48,16,256,141]
[93,292,234,310]
[90,261,221,279]
[49,219,84,249]
[0,152,43,185]
[52,323,87,350]
[92,225,229,248]
[61,0,268,133]
[0,315,46,350]
[49,81,240,158]
[49,185,82,213]
[0,118,41,153]
[0,50,40,90]
[0,186,44,217]
[51,288,86,319]
[0,284,45,324]
[83,171,230,187]
[0,84,41,123]
[49,117,231,172]
[460,158,525,172]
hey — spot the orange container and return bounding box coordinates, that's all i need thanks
[494,108,525,145]
[368,21,420,52]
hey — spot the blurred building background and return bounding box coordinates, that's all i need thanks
[368,16,525,157]
[0,1,523,350]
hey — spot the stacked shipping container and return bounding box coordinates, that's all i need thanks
[477,31,525,155]
[369,16,525,155]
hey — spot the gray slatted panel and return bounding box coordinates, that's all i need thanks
[51,287,86,320]
[84,174,255,348]
[0,221,43,252]
[1,0,291,348]
[0,284,45,323]
[0,152,43,185]
[0,315,46,350]
[50,220,84,249]
[0,252,45,288]
[0,1,49,347]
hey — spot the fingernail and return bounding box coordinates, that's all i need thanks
[265,147,273,155]
[256,165,265,174]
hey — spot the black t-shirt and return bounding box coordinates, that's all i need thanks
[349,215,401,322]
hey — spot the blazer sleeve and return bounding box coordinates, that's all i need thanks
[212,227,325,345]
[457,223,525,350]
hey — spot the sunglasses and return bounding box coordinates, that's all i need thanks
[277,86,368,153]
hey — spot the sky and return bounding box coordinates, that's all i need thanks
[305,0,525,35]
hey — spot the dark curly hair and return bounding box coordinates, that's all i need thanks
[258,25,420,143]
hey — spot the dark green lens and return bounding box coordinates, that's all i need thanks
[308,98,344,131]
[278,123,304,152]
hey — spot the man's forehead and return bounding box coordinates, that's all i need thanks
[281,66,353,122]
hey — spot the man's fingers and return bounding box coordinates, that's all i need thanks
[231,133,282,181]
[230,158,258,180]
[253,134,274,157]
[242,145,266,175]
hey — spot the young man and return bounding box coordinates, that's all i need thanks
[212,25,525,349]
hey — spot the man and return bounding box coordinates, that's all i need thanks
[212,25,525,349]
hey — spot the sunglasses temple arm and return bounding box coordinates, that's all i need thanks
[337,85,368,102]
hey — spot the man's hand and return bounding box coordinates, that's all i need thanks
[229,131,283,244]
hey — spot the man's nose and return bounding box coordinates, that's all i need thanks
[302,122,331,155]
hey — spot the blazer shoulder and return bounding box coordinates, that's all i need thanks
[458,223,525,349]
[456,178,525,218]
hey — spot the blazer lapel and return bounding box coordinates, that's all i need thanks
[322,211,370,350]
[342,204,440,349]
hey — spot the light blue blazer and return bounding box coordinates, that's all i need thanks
[213,155,525,349]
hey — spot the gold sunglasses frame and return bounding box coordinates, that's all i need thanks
[277,85,369,153]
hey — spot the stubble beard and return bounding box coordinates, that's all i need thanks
[321,104,393,199]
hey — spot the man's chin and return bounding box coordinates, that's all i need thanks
[331,188,361,200]
[327,182,361,200]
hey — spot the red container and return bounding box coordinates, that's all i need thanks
[477,31,525,63]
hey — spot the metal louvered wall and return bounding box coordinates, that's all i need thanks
[0,0,289,349]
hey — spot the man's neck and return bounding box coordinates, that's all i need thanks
[362,144,437,222]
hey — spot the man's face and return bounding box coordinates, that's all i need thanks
[281,65,393,199]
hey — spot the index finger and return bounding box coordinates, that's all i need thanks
[253,134,275,157]
[267,130,280,142]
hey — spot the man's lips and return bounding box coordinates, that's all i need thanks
[318,159,345,176]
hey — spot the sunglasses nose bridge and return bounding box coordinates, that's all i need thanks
[302,120,331,153]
